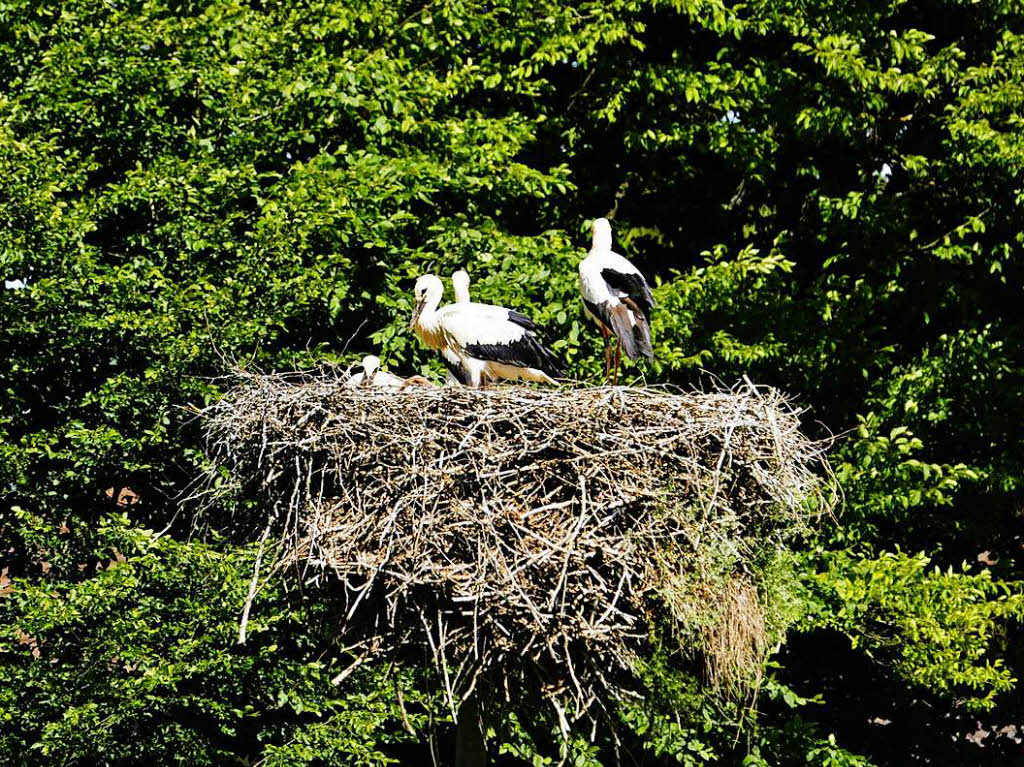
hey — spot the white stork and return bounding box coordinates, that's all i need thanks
[410,274,563,388]
[444,269,473,386]
[578,217,655,384]
[345,355,433,389]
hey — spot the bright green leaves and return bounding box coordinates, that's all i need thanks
[0,511,435,765]
[946,30,1024,172]
[833,327,1022,541]
[653,245,793,374]
[806,550,1024,712]
[2,0,1024,763]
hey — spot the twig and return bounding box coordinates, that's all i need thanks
[238,522,272,644]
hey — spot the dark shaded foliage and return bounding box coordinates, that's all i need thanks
[2,0,1023,764]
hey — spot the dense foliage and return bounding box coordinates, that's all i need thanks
[2,0,1023,764]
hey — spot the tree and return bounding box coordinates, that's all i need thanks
[2,0,1022,764]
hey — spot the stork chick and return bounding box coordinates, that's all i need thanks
[345,355,434,389]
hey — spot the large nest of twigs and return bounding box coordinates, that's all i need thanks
[200,371,831,730]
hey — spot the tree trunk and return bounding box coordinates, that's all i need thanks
[455,695,487,767]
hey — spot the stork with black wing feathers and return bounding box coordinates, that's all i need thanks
[578,217,655,384]
[410,274,564,388]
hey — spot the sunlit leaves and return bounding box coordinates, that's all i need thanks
[2,0,1024,763]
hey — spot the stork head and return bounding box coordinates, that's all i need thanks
[410,274,444,329]
[451,269,471,303]
[591,217,613,252]
[360,355,380,382]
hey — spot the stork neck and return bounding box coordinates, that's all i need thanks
[422,293,442,325]
[414,294,445,348]
[591,228,612,252]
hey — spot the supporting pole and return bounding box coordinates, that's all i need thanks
[455,695,487,767]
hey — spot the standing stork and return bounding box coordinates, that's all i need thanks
[410,274,563,388]
[578,217,655,385]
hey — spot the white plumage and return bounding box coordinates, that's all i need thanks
[578,217,655,383]
[452,269,471,304]
[410,274,563,388]
[445,270,472,385]
[345,355,404,389]
[345,355,432,390]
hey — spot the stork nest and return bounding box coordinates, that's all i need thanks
[199,370,832,731]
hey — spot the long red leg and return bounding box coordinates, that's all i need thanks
[601,326,611,385]
[612,341,622,386]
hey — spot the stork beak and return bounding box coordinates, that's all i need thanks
[409,295,426,330]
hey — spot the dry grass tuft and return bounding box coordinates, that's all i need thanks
[702,577,769,698]
[199,370,832,727]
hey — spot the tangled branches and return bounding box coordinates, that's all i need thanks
[200,371,832,731]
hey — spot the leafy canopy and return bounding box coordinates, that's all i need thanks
[2,0,1023,764]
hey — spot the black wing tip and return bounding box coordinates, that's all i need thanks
[439,351,471,384]
[523,336,567,378]
[629,320,654,361]
[465,334,565,378]
[539,345,566,377]
[601,267,655,319]
[633,343,654,362]
[593,299,653,362]
[505,309,538,332]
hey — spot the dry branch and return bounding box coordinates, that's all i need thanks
[199,370,831,725]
